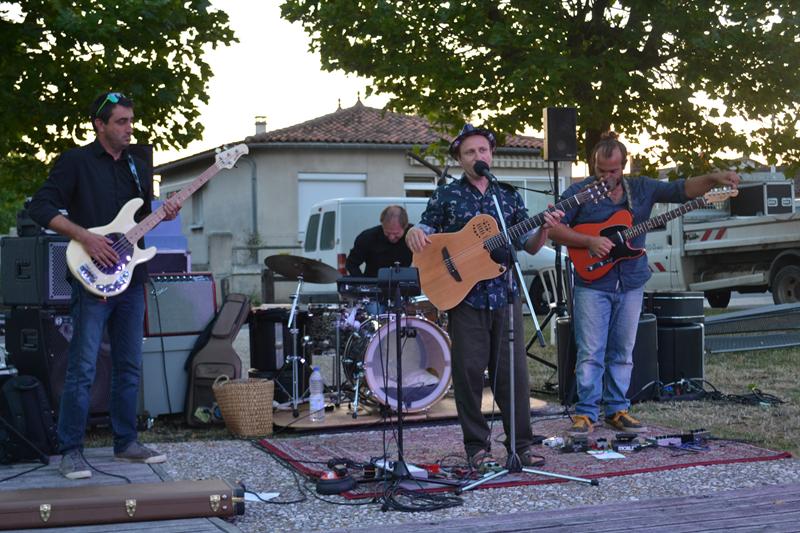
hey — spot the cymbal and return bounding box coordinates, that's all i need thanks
[264,254,340,284]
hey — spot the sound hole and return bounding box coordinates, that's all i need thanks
[91,233,133,275]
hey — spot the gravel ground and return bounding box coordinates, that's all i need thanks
[151,325,800,531]
[157,438,800,533]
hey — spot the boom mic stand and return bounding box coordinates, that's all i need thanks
[458,180,596,493]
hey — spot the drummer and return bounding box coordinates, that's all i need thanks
[345,205,413,277]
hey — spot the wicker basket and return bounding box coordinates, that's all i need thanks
[212,375,274,437]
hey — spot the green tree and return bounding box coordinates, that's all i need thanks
[282,1,800,177]
[0,0,236,232]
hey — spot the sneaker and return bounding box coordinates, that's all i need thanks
[569,415,595,435]
[114,441,167,464]
[518,447,545,467]
[605,410,646,433]
[467,449,497,473]
[59,450,91,480]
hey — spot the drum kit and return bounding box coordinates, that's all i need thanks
[263,255,452,418]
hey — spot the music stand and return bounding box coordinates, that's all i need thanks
[373,266,460,488]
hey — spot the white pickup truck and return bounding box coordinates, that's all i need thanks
[644,206,800,307]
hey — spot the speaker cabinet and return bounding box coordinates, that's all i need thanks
[543,107,578,161]
[139,334,196,417]
[144,273,216,336]
[657,323,704,384]
[1,236,71,306]
[557,313,659,405]
[643,291,704,326]
[5,307,111,417]
[249,307,292,372]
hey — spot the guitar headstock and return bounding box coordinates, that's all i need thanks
[216,144,249,169]
[703,187,739,204]
[578,180,610,204]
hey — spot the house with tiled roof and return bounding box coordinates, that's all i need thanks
[154,101,571,300]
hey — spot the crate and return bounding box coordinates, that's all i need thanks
[730,181,795,216]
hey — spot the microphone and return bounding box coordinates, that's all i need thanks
[473,161,498,182]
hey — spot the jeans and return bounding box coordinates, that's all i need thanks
[572,284,644,422]
[58,279,145,454]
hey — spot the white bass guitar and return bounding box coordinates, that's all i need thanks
[66,144,248,297]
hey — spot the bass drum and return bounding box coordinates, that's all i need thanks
[343,315,451,413]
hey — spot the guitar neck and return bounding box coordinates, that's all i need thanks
[485,189,595,251]
[619,197,708,242]
[124,161,222,243]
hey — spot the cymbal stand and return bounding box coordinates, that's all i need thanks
[458,183,596,493]
[286,275,305,418]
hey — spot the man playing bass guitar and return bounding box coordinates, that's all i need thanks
[406,124,563,471]
[548,132,739,435]
[28,91,181,479]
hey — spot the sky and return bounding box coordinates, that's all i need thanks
[154,0,390,166]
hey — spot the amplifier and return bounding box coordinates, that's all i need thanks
[5,307,111,417]
[657,323,704,384]
[643,291,704,326]
[1,236,71,306]
[144,273,216,336]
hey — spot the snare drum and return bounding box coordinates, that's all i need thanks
[343,315,451,412]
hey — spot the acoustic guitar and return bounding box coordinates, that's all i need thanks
[66,144,249,297]
[413,182,609,310]
[568,188,738,282]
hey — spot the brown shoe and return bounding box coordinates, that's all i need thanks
[518,447,545,467]
[605,410,646,433]
[569,415,594,435]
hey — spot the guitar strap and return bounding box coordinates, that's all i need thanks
[126,153,144,197]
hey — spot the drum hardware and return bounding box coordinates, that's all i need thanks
[264,254,341,417]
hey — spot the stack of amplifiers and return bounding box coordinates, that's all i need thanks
[144,273,216,336]
[0,235,71,307]
[643,290,705,384]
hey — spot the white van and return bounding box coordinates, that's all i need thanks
[300,197,561,312]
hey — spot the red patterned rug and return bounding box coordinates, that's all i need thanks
[256,417,791,499]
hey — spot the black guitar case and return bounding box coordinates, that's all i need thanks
[185,293,250,426]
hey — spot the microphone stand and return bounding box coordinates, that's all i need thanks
[458,178,596,493]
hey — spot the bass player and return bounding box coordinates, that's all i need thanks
[547,132,739,435]
[405,124,563,471]
[28,91,181,479]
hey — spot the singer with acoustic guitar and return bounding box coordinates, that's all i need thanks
[547,132,739,436]
[28,91,181,479]
[406,124,563,471]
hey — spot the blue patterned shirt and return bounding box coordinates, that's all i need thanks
[417,176,534,310]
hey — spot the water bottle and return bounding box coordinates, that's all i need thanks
[309,366,325,422]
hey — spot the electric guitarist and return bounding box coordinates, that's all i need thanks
[28,91,177,479]
[405,124,563,470]
[547,132,740,437]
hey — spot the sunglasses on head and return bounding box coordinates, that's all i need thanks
[96,92,125,116]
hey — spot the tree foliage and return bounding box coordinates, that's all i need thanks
[0,0,236,232]
[282,0,800,178]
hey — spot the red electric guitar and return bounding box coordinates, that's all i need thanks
[568,188,738,281]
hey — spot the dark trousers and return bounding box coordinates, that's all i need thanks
[448,299,533,457]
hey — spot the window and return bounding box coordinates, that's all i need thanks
[320,211,336,250]
[304,213,320,252]
[191,193,203,227]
